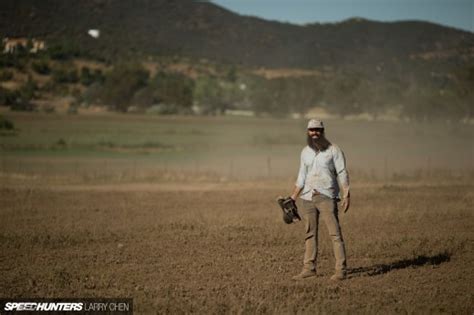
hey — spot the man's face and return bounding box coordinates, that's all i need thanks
[308,128,324,140]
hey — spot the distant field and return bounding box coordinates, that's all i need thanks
[0,112,472,184]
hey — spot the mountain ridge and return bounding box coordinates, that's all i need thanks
[1,0,473,70]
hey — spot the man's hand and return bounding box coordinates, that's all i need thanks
[340,197,350,213]
[291,186,303,202]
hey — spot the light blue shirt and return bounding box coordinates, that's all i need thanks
[296,144,350,201]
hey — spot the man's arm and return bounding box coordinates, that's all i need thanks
[333,146,350,212]
[291,186,303,201]
[291,149,306,200]
[340,191,350,213]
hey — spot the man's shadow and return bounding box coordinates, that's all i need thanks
[347,252,451,278]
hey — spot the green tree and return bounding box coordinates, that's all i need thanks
[131,87,155,109]
[226,66,237,83]
[47,40,82,60]
[80,67,94,86]
[0,114,15,130]
[52,67,79,84]
[0,87,18,106]
[0,54,26,71]
[32,60,51,75]
[0,70,14,81]
[8,77,37,111]
[150,71,194,112]
[93,69,105,84]
[101,63,149,111]
[194,76,225,115]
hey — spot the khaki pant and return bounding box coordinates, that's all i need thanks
[301,195,347,273]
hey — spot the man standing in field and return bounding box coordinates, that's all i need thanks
[290,119,350,281]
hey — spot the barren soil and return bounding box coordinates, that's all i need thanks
[1,181,473,313]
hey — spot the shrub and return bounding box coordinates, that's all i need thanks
[131,87,154,108]
[32,60,51,75]
[0,114,15,130]
[0,54,26,71]
[67,104,79,115]
[9,78,37,111]
[43,105,56,114]
[101,63,149,111]
[0,70,14,81]
[146,104,179,115]
[42,80,70,95]
[93,69,105,84]
[55,138,67,147]
[47,41,82,60]
[21,77,37,98]
[82,82,103,105]
[52,67,79,84]
[80,67,105,86]
[193,76,224,115]
[150,72,194,111]
[9,100,35,111]
[0,87,18,105]
[80,67,94,86]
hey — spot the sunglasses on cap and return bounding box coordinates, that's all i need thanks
[308,128,324,132]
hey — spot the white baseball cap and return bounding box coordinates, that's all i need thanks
[307,119,324,129]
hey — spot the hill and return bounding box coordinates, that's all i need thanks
[1,0,473,70]
[0,0,473,121]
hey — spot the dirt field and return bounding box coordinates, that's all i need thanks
[1,113,473,313]
[1,180,473,313]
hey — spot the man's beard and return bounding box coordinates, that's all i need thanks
[307,134,331,152]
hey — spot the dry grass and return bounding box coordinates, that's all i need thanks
[1,113,473,313]
[252,68,323,79]
[1,181,472,313]
[1,112,473,185]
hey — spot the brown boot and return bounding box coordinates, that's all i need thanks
[292,269,317,281]
[330,271,346,281]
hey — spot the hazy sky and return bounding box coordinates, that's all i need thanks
[210,0,473,33]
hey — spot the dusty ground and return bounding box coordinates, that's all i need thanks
[1,181,473,313]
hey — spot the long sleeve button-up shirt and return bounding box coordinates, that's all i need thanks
[295,144,350,201]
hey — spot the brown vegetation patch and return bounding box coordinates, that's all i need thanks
[1,182,472,313]
[253,67,324,79]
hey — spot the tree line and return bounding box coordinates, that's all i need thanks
[0,42,472,122]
